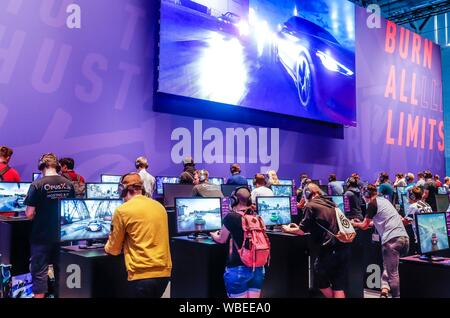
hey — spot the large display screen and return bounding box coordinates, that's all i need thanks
[416,213,449,254]
[175,197,222,233]
[0,182,31,213]
[60,199,122,242]
[256,196,291,226]
[159,0,356,126]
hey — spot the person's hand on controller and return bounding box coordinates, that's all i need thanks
[282,223,299,234]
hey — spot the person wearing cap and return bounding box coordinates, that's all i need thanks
[0,146,21,181]
[135,156,156,197]
[226,163,248,186]
[105,173,172,298]
[179,156,196,184]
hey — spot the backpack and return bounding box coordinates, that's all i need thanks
[316,207,356,244]
[230,211,271,269]
[0,165,11,181]
[63,173,86,198]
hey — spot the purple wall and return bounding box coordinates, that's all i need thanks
[0,0,444,183]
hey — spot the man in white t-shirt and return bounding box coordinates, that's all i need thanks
[135,156,156,197]
[251,173,273,203]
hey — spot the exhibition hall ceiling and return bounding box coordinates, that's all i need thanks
[351,0,450,25]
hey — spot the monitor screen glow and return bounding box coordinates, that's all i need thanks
[175,197,222,234]
[416,213,450,254]
[0,182,31,213]
[86,183,120,199]
[256,196,292,226]
[156,176,180,195]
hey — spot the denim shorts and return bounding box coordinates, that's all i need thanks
[223,266,265,297]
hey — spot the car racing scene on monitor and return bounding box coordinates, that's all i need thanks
[60,200,122,242]
[159,0,356,125]
[257,196,291,226]
[417,214,450,254]
[0,183,30,214]
[176,198,222,233]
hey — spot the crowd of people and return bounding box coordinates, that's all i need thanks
[0,145,447,299]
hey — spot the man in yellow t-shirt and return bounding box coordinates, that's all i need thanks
[105,173,172,298]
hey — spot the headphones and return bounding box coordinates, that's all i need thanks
[230,186,252,208]
[363,186,377,199]
[118,172,145,198]
[407,189,416,202]
[38,153,61,173]
[379,172,388,183]
[198,169,208,182]
[303,184,313,200]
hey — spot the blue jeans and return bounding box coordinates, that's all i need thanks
[223,266,265,297]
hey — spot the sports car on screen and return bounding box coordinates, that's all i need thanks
[276,16,355,123]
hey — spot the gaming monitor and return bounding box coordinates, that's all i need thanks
[271,185,293,197]
[156,176,180,195]
[163,184,195,208]
[396,186,407,205]
[0,182,31,214]
[256,196,292,226]
[175,197,222,234]
[246,178,254,190]
[221,184,247,197]
[32,173,41,181]
[330,195,344,212]
[438,187,448,195]
[435,194,449,212]
[401,193,411,213]
[100,174,121,183]
[209,177,225,186]
[159,0,356,126]
[60,199,122,242]
[278,179,293,186]
[86,183,121,199]
[415,212,450,257]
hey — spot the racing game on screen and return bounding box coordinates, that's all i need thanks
[159,0,356,126]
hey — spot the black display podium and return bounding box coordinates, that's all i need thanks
[262,232,310,298]
[399,255,450,298]
[0,217,32,276]
[59,246,128,298]
[170,236,227,298]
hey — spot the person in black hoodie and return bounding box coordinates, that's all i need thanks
[344,177,364,221]
[179,156,196,184]
[283,183,348,298]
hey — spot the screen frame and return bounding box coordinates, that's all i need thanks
[85,182,121,199]
[0,182,32,214]
[100,174,122,183]
[163,183,195,208]
[59,198,123,243]
[414,212,450,256]
[256,195,292,226]
[174,196,223,235]
[155,176,180,195]
[270,185,293,197]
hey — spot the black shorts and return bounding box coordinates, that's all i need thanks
[314,246,349,291]
[30,244,60,295]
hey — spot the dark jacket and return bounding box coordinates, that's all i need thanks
[179,166,196,184]
[299,196,339,248]
[344,187,364,221]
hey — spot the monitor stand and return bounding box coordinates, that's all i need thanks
[188,233,210,240]
[418,254,446,262]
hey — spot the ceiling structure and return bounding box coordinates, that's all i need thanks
[350,0,450,32]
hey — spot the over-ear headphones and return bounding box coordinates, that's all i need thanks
[303,185,313,200]
[118,172,145,198]
[363,185,377,198]
[198,169,207,182]
[230,186,251,208]
[38,153,61,173]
